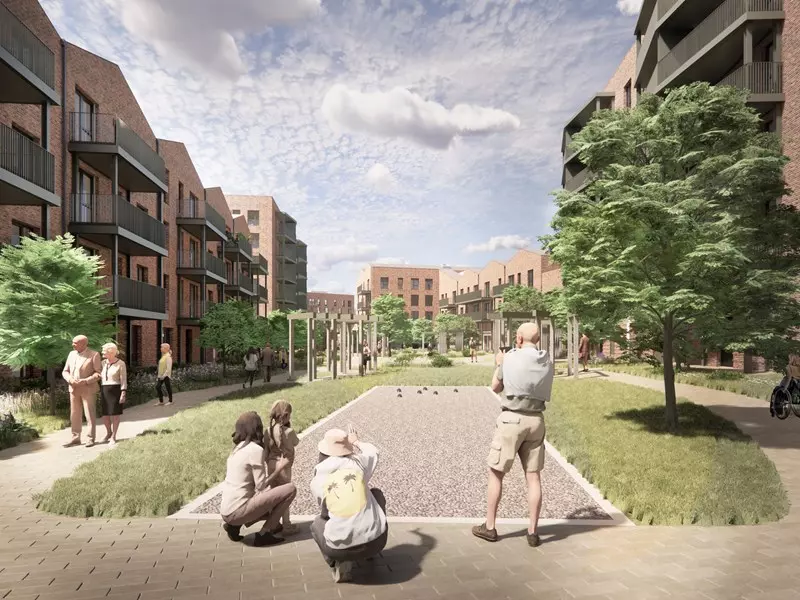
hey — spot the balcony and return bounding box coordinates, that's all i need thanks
[492,283,510,297]
[279,240,297,263]
[296,242,307,263]
[654,0,784,93]
[277,282,297,307]
[68,194,167,256]
[469,309,490,322]
[104,276,166,320]
[256,254,268,276]
[176,197,226,242]
[564,92,616,133]
[564,168,594,193]
[176,250,227,285]
[278,213,297,242]
[0,3,59,105]
[296,263,307,280]
[277,262,297,283]
[717,61,783,102]
[68,113,168,193]
[454,289,484,304]
[257,283,268,302]
[225,271,255,297]
[296,277,307,295]
[0,124,59,206]
[224,235,253,262]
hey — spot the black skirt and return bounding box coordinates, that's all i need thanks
[101,384,123,416]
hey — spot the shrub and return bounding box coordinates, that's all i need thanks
[430,353,453,368]
[0,412,39,450]
[462,348,471,357]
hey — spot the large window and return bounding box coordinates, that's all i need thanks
[411,278,420,290]
[75,170,94,222]
[425,311,433,320]
[411,310,419,320]
[251,233,260,249]
[397,277,404,290]
[425,278,433,290]
[380,277,389,290]
[136,265,148,283]
[74,91,95,141]
[624,80,632,108]
[424,295,433,307]
[527,269,534,287]
[508,274,515,285]
[163,275,170,311]
[11,221,38,246]
[247,210,259,227]
[411,294,419,306]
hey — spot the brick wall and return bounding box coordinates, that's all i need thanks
[307,292,355,313]
[369,266,440,318]
[603,43,637,109]
[783,1,799,209]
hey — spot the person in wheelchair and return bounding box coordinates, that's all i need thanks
[771,354,800,418]
[783,354,800,397]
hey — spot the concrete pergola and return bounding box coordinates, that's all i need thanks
[286,311,381,381]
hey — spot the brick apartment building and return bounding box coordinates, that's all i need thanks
[0,0,304,370]
[562,0,796,370]
[225,196,308,314]
[356,264,441,320]
[307,291,354,313]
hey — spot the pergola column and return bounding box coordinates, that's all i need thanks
[306,316,315,382]
[288,318,295,379]
[331,320,338,379]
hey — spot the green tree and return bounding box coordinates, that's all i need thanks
[264,310,324,355]
[410,318,434,346]
[371,294,410,354]
[544,83,800,431]
[199,300,259,375]
[498,285,548,313]
[0,234,117,414]
[433,313,478,347]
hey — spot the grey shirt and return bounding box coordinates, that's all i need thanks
[496,344,554,413]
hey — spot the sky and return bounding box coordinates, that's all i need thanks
[42,0,644,293]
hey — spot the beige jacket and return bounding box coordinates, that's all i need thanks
[62,349,102,394]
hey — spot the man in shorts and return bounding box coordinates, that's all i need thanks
[472,322,554,547]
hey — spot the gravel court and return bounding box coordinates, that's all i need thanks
[188,385,614,521]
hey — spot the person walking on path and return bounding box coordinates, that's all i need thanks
[262,343,275,383]
[220,412,297,547]
[470,338,478,363]
[579,333,590,372]
[99,342,127,446]
[61,335,102,448]
[310,425,388,583]
[360,341,371,376]
[244,348,259,388]
[473,322,554,548]
[156,343,173,405]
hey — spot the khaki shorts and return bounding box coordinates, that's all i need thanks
[487,411,546,474]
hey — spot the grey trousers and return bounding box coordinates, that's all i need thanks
[311,488,388,568]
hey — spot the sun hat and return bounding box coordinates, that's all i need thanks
[318,428,357,457]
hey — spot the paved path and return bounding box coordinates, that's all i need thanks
[3,370,800,599]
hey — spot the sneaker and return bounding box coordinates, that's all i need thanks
[332,561,353,583]
[527,532,541,547]
[155,401,164,406]
[471,522,498,542]
[222,523,243,542]
[109,439,117,447]
[85,441,96,448]
[102,436,112,444]
[62,440,81,448]
[166,401,173,405]
[253,531,284,547]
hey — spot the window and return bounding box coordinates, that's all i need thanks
[397,277,404,290]
[164,221,169,246]
[484,282,490,296]
[10,222,38,246]
[517,273,521,285]
[411,294,419,306]
[411,278,419,290]
[74,91,95,141]
[347,300,352,308]
[75,170,94,222]
[334,300,338,307]
[163,275,169,311]
[411,310,419,320]
[164,169,170,193]
[190,284,200,318]
[189,239,200,266]
[425,295,433,307]
[163,327,173,347]
[208,290,214,304]
[177,182,184,202]
[624,80,632,108]
[136,265,148,283]
[425,311,433,320]
[247,210,259,227]
[508,274,515,285]
[425,278,433,290]
[232,209,241,216]
[527,269,534,287]
[380,277,389,290]
[251,233,260,249]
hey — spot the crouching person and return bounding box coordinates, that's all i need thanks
[310,426,388,583]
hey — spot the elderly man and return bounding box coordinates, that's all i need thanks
[473,322,554,547]
[262,343,275,383]
[61,335,102,448]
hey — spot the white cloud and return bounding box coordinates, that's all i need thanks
[321,85,521,149]
[114,0,321,77]
[375,256,409,265]
[616,0,643,16]
[320,281,346,293]
[311,240,379,272]
[465,235,531,253]
[365,163,396,193]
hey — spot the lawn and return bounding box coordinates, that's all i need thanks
[547,378,788,525]
[600,363,783,401]
[36,365,493,518]
[36,364,788,526]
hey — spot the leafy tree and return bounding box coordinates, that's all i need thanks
[199,300,259,375]
[410,318,434,346]
[498,285,548,314]
[544,82,800,431]
[433,313,478,348]
[371,294,410,354]
[264,310,324,355]
[0,234,117,414]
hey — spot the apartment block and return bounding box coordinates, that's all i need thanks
[307,292,354,313]
[0,0,294,370]
[356,265,440,320]
[225,195,308,314]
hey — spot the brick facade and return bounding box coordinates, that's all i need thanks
[784,0,799,210]
[357,265,440,320]
[307,292,354,313]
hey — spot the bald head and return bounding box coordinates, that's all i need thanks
[72,335,88,352]
[516,322,540,346]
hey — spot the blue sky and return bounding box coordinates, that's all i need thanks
[43,0,643,293]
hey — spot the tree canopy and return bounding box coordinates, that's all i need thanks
[199,301,260,364]
[433,313,478,338]
[543,82,800,430]
[498,285,548,314]
[410,318,434,344]
[371,294,411,345]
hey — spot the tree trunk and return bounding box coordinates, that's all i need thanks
[221,350,226,378]
[48,367,56,416]
[662,314,678,432]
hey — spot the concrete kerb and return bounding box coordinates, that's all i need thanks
[172,385,632,527]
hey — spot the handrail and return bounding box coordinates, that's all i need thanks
[0,123,55,192]
[70,194,166,248]
[0,3,56,89]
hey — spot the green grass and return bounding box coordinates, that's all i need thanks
[36,365,787,526]
[36,366,494,518]
[547,379,788,525]
[601,363,783,401]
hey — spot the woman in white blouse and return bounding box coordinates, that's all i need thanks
[100,342,127,446]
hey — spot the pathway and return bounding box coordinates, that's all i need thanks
[2,371,800,599]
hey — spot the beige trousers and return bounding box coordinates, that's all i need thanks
[70,389,97,442]
[222,483,297,532]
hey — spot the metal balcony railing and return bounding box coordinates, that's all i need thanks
[68,112,167,184]
[227,272,254,293]
[492,283,510,297]
[454,289,484,303]
[225,236,253,259]
[257,254,269,275]
[718,61,783,95]
[566,168,593,192]
[0,3,56,90]
[469,309,489,321]
[116,276,166,314]
[177,197,226,233]
[656,0,784,85]
[0,123,56,192]
[296,245,307,263]
[257,283,268,299]
[71,194,167,248]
